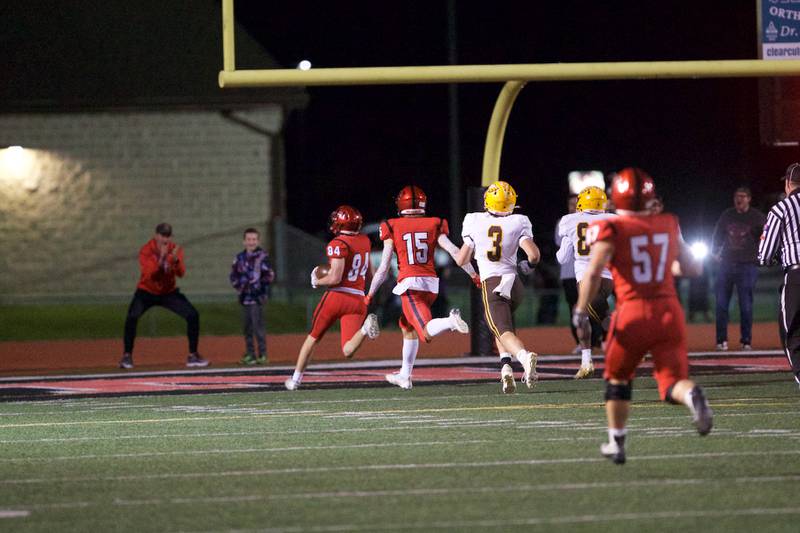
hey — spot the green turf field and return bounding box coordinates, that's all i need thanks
[1,373,798,532]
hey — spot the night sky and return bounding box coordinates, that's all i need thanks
[239,1,797,242]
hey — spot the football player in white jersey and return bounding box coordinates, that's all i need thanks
[556,186,616,378]
[455,181,541,393]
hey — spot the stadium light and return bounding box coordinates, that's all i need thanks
[690,241,709,261]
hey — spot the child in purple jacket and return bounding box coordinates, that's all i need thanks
[230,228,275,365]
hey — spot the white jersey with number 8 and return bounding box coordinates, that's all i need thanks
[556,211,616,282]
[461,212,533,281]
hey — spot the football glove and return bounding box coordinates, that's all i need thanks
[517,260,536,276]
[470,274,482,288]
[364,295,372,306]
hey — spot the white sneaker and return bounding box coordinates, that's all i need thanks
[501,363,516,394]
[385,372,412,390]
[716,341,728,351]
[449,309,469,334]
[284,378,299,391]
[600,436,626,465]
[521,351,538,389]
[574,362,594,380]
[362,313,380,340]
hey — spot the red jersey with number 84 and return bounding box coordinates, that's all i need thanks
[588,213,681,304]
[379,217,448,281]
[325,233,371,293]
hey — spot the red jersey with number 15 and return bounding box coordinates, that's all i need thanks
[589,213,681,305]
[379,217,448,281]
[326,233,371,293]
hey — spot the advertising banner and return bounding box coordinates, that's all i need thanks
[760,0,800,59]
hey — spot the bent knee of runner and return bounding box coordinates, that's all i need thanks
[605,380,632,401]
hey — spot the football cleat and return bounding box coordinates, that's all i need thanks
[601,435,626,465]
[484,181,518,215]
[521,351,538,389]
[395,185,427,215]
[689,386,713,436]
[386,372,412,390]
[362,313,380,340]
[501,363,516,394]
[284,378,299,391]
[574,363,594,380]
[328,205,363,234]
[576,186,608,212]
[449,309,469,334]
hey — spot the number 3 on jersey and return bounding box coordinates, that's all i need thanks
[347,253,369,281]
[487,225,502,262]
[402,232,429,265]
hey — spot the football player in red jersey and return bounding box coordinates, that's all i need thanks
[574,168,713,464]
[285,206,380,391]
[366,185,481,389]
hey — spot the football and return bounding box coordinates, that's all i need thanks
[314,264,330,279]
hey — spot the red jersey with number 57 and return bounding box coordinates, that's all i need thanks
[589,213,681,304]
[326,233,371,293]
[379,217,448,281]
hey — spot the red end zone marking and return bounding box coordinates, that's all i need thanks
[0,356,789,398]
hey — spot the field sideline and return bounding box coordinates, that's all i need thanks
[0,366,798,532]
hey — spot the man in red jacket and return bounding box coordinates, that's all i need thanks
[119,223,208,369]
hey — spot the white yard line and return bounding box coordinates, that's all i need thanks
[2,449,799,485]
[0,440,490,463]
[14,476,800,514]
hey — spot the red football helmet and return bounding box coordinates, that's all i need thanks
[610,167,656,211]
[395,185,427,215]
[328,205,363,234]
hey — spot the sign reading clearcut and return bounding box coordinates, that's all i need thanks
[761,0,800,59]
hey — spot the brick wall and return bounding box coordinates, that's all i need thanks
[0,108,283,302]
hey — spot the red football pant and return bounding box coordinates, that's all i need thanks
[398,290,437,341]
[309,291,367,348]
[604,297,689,400]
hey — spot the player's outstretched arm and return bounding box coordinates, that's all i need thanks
[438,234,477,277]
[316,258,345,286]
[520,237,541,265]
[367,240,394,298]
[455,239,475,267]
[555,235,573,265]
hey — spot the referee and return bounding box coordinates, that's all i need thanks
[758,163,800,388]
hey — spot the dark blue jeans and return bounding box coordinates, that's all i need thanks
[715,262,758,345]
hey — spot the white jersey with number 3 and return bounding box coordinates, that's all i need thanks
[461,212,533,281]
[556,211,616,282]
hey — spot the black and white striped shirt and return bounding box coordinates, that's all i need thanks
[758,189,800,268]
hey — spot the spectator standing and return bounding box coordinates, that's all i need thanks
[230,228,276,365]
[758,163,800,388]
[119,223,208,369]
[711,187,766,350]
